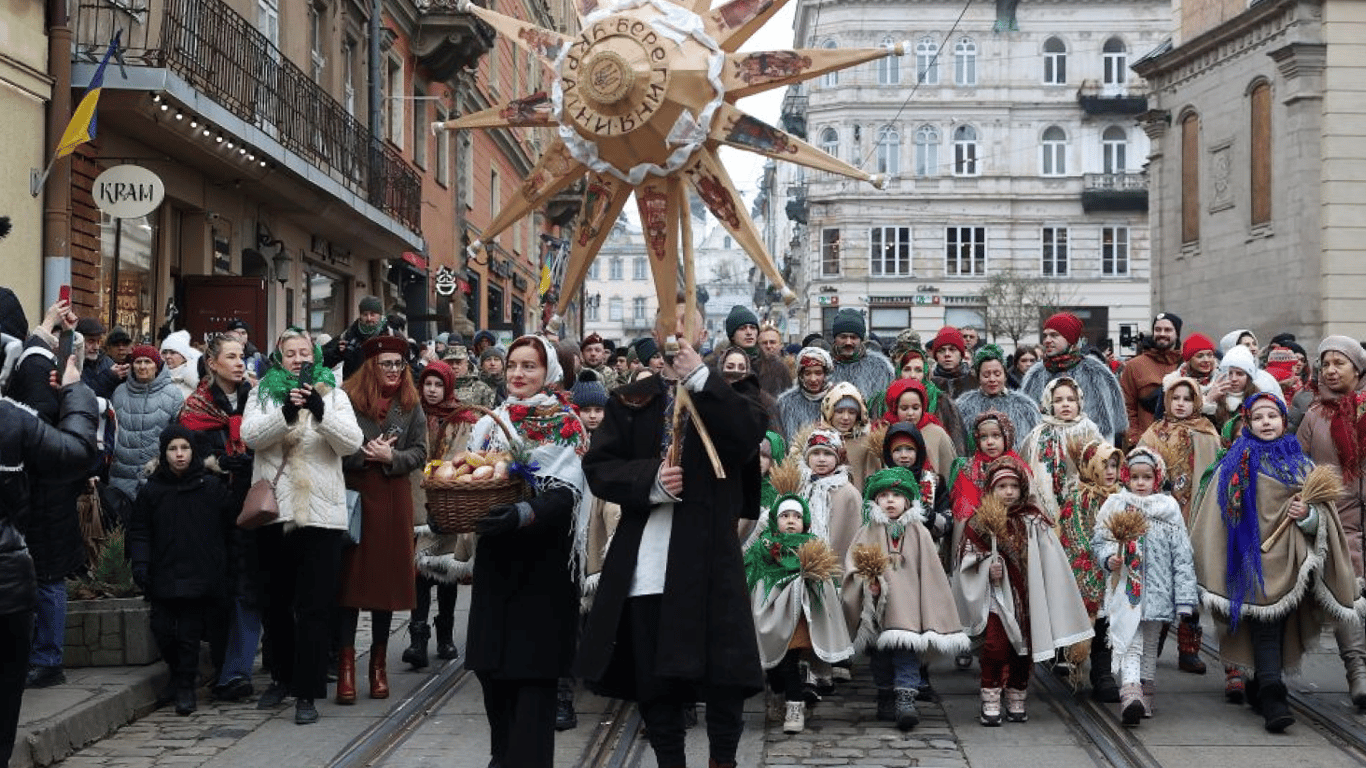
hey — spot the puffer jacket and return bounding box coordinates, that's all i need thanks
[110,367,185,501]
[1092,491,1198,622]
[0,384,99,615]
[240,383,363,530]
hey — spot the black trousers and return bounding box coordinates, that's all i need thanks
[621,596,746,768]
[476,673,557,768]
[0,610,33,766]
[411,576,456,625]
[150,597,220,689]
[257,525,343,700]
[1248,617,1286,686]
[766,649,803,702]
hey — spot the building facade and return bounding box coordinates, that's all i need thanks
[780,0,1166,352]
[2,2,54,316]
[581,219,658,347]
[1135,0,1366,342]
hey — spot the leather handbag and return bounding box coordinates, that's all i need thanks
[344,489,363,546]
[237,453,290,530]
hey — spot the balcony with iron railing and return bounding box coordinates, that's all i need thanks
[780,88,808,139]
[1081,172,1149,213]
[75,0,421,234]
[785,184,807,224]
[1076,80,1149,116]
[414,0,497,80]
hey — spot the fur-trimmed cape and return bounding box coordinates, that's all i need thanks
[954,389,1040,452]
[1019,355,1128,444]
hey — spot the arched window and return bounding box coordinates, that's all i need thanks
[1040,125,1067,176]
[1250,81,1272,225]
[1102,126,1128,174]
[1181,111,1200,243]
[953,124,978,176]
[1043,37,1066,85]
[1103,37,1127,87]
[914,124,939,177]
[878,37,900,85]
[822,39,839,87]
[877,126,900,176]
[820,127,839,159]
[954,37,977,86]
[916,36,939,85]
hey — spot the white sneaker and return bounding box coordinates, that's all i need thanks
[832,666,852,682]
[783,701,805,734]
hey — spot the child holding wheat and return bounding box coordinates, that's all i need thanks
[1190,392,1364,732]
[1091,447,1198,727]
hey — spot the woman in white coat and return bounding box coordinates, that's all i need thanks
[241,328,363,725]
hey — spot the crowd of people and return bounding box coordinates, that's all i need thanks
[5,286,1366,768]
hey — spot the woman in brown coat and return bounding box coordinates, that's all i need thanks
[336,336,429,703]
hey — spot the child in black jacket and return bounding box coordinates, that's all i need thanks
[128,424,233,715]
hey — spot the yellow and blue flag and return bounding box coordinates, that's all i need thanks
[56,30,122,159]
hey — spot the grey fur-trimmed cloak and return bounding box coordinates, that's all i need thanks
[1019,356,1127,444]
[955,389,1040,452]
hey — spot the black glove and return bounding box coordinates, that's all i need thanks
[306,389,325,421]
[281,399,301,423]
[476,503,523,536]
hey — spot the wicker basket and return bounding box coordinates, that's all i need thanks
[422,405,531,533]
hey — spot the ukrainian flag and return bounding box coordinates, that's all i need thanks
[56,31,122,159]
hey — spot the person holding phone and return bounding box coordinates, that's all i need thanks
[336,337,428,704]
[241,328,363,725]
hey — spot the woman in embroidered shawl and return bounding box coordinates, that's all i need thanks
[744,486,851,735]
[1191,392,1364,733]
[1057,440,1123,702]
[464,335,588,768]
[843,467,967,730]
[1021,377,1104,524]
[1139,373,1223,676]
[336,337,429,702]
[179,334,258,702]
[877,378,957,482]
[955,344,1040,451]
[952,456,1093,726]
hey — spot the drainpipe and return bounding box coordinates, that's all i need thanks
[43,0,72,308]
[368,0,382,139]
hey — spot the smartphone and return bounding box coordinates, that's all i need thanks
[296,364,314,388]
[58,284,71,304]
[57,329,74,362]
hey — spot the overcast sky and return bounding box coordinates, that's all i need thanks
[724,1,798,197]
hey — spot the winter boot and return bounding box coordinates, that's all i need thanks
[875,688,896,722]
[369,644,390,699]
[1089,620,1120,703]
[1140,680,1155,718]
[782,701,805,734]
[1004,687,1028,723]
[435,614,459,660]
[1224,666,1245,704]
[1246,674,1262,714]
[1119,683,1144,726]
[894,688,920,730]
[1177,616,1207,674]
[1259,680,1294,733]
[1335,619,1366,709]
[916,663,936,702]
[174,687,196,716]
[335,647,357,705]
[401,622,430,670]
[555,678,578,731]
[979,687,1003,727]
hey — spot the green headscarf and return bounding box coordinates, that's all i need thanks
[256,331,338,406]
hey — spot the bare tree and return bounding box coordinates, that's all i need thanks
[978,270,1078,348]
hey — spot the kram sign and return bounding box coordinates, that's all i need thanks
[93,165,165,219]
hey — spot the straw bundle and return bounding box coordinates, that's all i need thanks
[1300,464,1344,507]
[797,538,841,583]
[1106,507,1148,544]
[864,425,887,465]
[768,455,804,497]
[851,544,888,581]
[975,493,1010,544]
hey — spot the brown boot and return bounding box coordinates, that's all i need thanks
[1177,618,1207,674]
[369,645,390,699]
[335,647,356,705]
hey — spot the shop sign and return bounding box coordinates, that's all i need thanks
[434,265,457,296]
[817,295,839,306]
[93,165,165,218]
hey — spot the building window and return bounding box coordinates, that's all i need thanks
[878,38,899,85]
[1041,227,1068,276]
[256,0,280,46]
[1250,81,1272,226]
[632,296,646,320]
[386,57,404,146]
[723,235,732,249]
[460,134,473,205]
[1042,37,1066,85]
[1103,37,1127,88]
[822,40,838,87]
[412,85,427,169]
[435,107,450,185]
[1040,126,1066,176]
[342,38,357,115]
[609,257,623,280]
[953,125,978,176]
[876,126,900,176]
[1102,126,1127,174]
[820,228,841,276]
[586,299,599,322]
[1102,227,1130,275]
[491,168,500,216]
[820,127,839,159]
[916,36,939,85]
[870,226,911,276]
[632,256,646,280]
[954,37,977,86]
[308,4,326,83]
[1181,112,1200,244]
[914,124,939,177]
[488,283,505,326]
[608,296,623,321]
[946,226,986,276]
